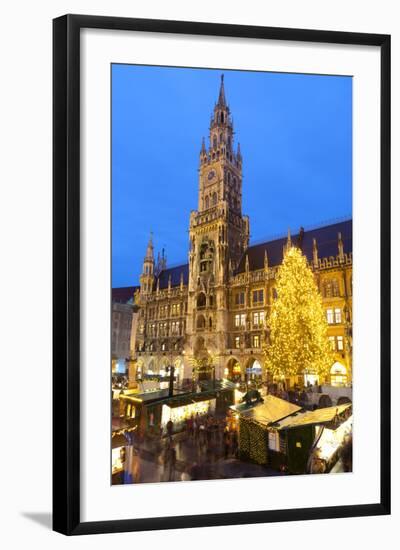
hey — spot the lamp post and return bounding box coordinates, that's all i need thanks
[167,364,175,398]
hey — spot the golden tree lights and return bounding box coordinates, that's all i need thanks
[239,418,268,465]
[264,244,333,380]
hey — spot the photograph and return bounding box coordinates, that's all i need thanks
[111,65,353,485]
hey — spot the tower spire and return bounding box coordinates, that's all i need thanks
[217,74,226,106]
[140,231,155,295]
[145,231,154,260]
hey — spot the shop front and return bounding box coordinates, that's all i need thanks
[119,380,236,437]
[161,396,216,432]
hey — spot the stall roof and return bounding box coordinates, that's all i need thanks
[120,381,234,406]
[198,379,237,391]
[120,389,173,403]
[235,395,302,426]
[274,404,352,430]
[166,394,216,409]
[112,433,127,448]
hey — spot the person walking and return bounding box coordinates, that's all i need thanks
[187,416,193,438]
[231,429,238,458]
[199,420,206,451]
[223,428,231,459]
[192,416,198,440]
[165,443,176,481]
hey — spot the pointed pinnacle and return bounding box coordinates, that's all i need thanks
[217,73,226,106]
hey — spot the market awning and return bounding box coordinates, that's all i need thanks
[234,395,302,426]
[274,404,352,430]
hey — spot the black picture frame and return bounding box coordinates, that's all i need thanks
[53,14,391,535]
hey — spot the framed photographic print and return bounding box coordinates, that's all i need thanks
[53,14,391,535]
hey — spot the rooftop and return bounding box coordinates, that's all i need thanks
[236,219,352,274]
[112,219,352,294]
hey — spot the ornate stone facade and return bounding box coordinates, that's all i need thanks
[122,76,352,386]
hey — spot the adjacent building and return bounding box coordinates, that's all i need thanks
[112,286,140,386]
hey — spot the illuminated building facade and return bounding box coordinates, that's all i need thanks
[115,76,352,387]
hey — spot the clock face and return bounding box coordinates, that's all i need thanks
[207,170,216,181]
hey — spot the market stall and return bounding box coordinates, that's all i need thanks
[119,380,236,436]
[273,403,352,473]
[233,395,301,466]
[234,396,352,473]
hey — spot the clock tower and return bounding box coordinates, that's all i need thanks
[187,75,250,373]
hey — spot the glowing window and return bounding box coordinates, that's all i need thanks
[326,308,334,324]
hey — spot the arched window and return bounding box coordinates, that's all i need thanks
[220,133,223,143]
[221,112,224,123]
[330,362,347,387]
[209,317,213,329]
[213,135,217,148]
[227,135,231,148]
[205,196,209,210]
[212,192,217,206]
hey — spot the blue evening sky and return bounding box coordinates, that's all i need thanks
[112,65,352,288]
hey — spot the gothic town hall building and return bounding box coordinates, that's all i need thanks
[114,76,352,388]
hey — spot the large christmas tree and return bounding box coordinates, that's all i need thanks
[265,240,333,381]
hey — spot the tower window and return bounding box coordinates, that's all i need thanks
[197,293,206,309]
[212,192,217,206]
[213,136,217,148]
[221,112,224,123]
[205,196,209,209]
[196,315,206,329]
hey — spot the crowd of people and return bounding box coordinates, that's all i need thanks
[160,412,239,482]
